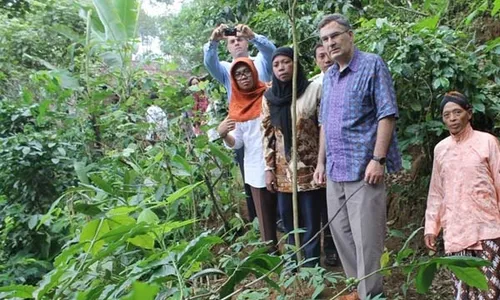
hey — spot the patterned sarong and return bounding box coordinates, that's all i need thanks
[450,238,500,300]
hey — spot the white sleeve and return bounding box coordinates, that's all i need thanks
[224,123,243,149]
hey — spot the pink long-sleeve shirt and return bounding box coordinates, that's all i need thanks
[425,123,500,253]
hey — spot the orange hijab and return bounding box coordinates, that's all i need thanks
[228,58,267,122]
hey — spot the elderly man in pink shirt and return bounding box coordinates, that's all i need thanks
[424,91,500,299]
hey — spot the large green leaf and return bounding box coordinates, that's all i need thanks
[122,281,159,300]
[415,262,437,293]
[33,268,65,299]
[114,0,140,39]
[220,248,282,297]
[107,207,137,217]
[78,4,105,40]
[0,285,36,299]
[486,37,500,52]
[54,243,85,267]
[208,143,233,165]
[493,0,500,16]
[92,0,138,41]
[413,15,440,31]
[430,256,491,268]
[52,24,84,42]
[89,174,115,195]
[158,219,196,233]
[128,234,155,249]
[80,219,110,255]
[137,208,159,225]
[50,69,80,90]
[100,51,123,69]
[92,0,126,41]
[74,202,103,216]
[172,154,193,175]
[89,224,151,263]
[150,265,177,281]
[100,224,137,242]
[74,161,92,185]
[176,232,224,266]
[447,265,488,291]
[150,182,202,209]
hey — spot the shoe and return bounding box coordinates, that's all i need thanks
[338,291,359,300]
[324,252,339,267]
[276,219,286,233]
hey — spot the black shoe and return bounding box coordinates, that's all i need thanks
[324,252,339,267]
[276,219,286,233]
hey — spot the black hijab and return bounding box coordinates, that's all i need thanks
[264,47,310,160]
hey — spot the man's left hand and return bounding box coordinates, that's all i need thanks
[364,160,385,185]
[235,24,255,40]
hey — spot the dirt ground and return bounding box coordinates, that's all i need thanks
[233,169,455,299]
[263,237,455,299]
[231,206,454,299]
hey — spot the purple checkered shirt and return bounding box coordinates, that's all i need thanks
[320,48,402,182]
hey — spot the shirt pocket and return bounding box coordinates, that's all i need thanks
[348,89,373,107]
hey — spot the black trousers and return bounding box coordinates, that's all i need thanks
[278,190,321,266]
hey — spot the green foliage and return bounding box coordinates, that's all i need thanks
[416,256,490,293]
[0,0,85,98]
[362,227,490,298]
[0,77,87,284]
[0,284,36,299]
[1,0,499,298]
[92,0,139,42]
[219,247,282,297]
[355,15,500,161]
[162,0,500,164]
[160,0,355,72]
[494,0,500,16]
[0,0,31,18]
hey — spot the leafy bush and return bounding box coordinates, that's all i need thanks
[1,0,500,298]
[356,17,500,158]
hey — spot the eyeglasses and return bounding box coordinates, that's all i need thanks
[234,69,252,80]
[321,29,350,42]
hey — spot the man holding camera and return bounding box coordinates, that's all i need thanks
[203,24,276,224]
[203,24,275,101]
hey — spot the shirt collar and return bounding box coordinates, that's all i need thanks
[451,123,474,143]
[348,48,360,72]
[331,47,360,74]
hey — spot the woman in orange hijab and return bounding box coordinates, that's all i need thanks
[217,58,277,251]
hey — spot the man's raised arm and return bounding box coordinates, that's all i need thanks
[236,24,276,82]
[203,24,230,86]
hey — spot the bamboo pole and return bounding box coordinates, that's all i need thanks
[289,0,301,264]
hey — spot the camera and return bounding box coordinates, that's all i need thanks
[223,27,237,36]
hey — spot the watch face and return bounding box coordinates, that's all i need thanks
[373,156,386,165]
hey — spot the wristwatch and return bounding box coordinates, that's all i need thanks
[372,156,386,165]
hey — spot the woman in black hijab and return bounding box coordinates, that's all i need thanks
[264,47,310,160]
[261,47,323,267]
